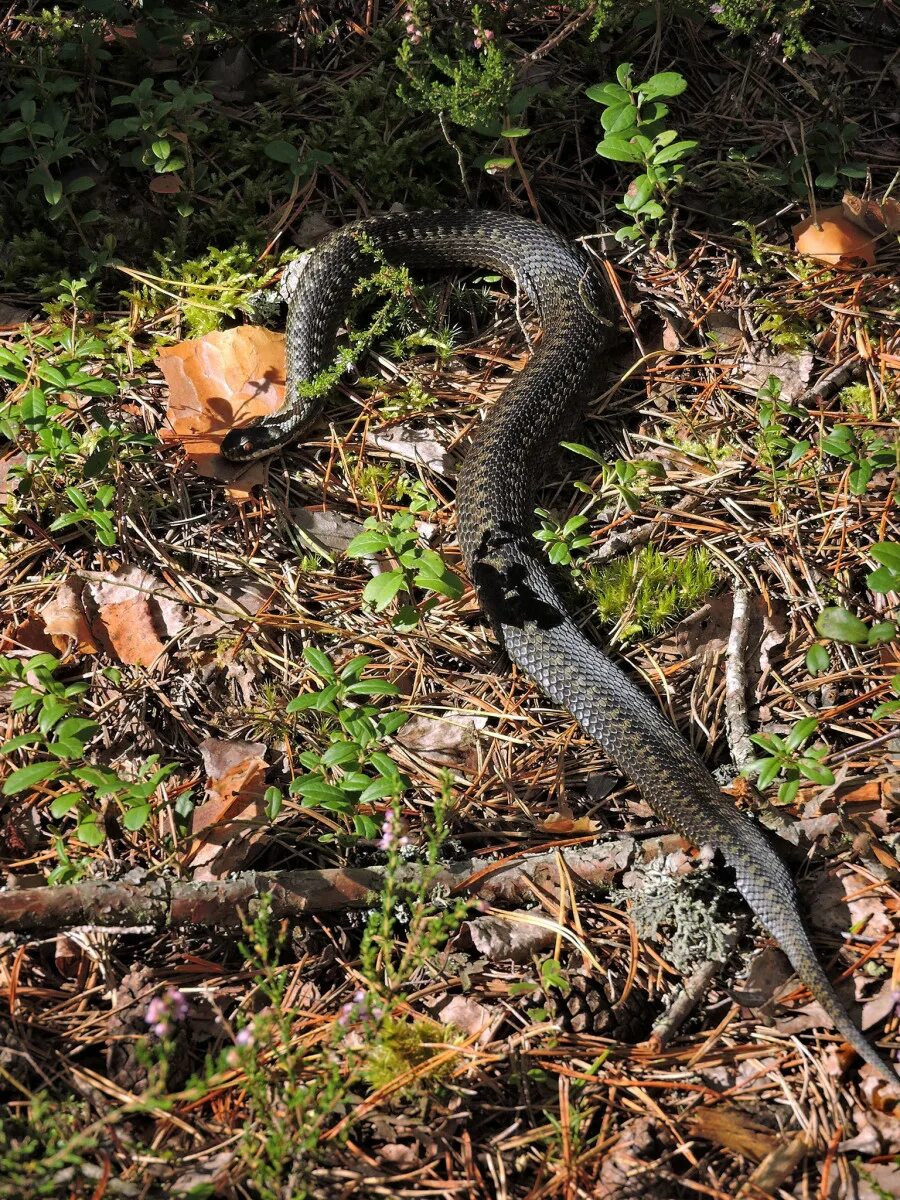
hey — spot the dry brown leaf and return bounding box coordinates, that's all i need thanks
[686,1105,777,1163]
[0,451,26,501]
[793,206,877,268]
[40,578,99,657]
[537,815,601,835]
[189,737,269,880]
[733,347,814,402]
[369,421,454,476]
[0,613,59,657]
[395,711,486,768]
[156,325,286,501]
[149,174,181,194]
[87,564,187,669]
[291,507,366,554]
[437,994,495,1043]
[841,190,900,235]
[460,913,556,963]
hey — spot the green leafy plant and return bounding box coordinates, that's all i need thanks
[0,654,176,844]
[820,425,897,497]
[534,509,594,567]
[866,542,900,595]
[347,508,463,631]
[562,441,665,513]
[872,676,900,721]
[0,327,150,545]
[283,647,410,839]
[815,607,896,647]
[746,717,834,806]
[586,63,697,241]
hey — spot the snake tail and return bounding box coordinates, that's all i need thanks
[220,210,897,1086]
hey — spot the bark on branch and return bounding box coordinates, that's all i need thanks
[0,835,687,935]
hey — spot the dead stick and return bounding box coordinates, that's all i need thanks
[0,836,688,935]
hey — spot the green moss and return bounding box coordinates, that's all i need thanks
[584,546,717,640]
[362,1015,456,1094]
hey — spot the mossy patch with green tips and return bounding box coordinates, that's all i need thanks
[583,545,718,640]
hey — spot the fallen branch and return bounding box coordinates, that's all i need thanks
[0,835,688,936]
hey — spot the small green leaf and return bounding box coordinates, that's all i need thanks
[42,178,63,206]
[344,679,401,697]
[756,757,782,790]
[263,139,298,163]
[346,529,388,556]
[76,816,105,846]
[797,761,835,786]
[122,804,151,831]
[777,778,800,805]
[815,607,868,645]
[2,760,59,795]
[483,156,515,171]
[292,777,347,807]
[595,137,643,164]
[868,621,897,645]
[652,139,698,164]
[151,138,171,160]
[600,104,638,135]
[869,542,900,572]
[785,717,818,751]
[302,646,335,678]
[49,793,81,818]
[363,569,405,611]
[264,786,283,821]
[501,127,530,138]
[585,82,630,106]
[806,644,830,677]
[639,71,688,100]
[867,566,897,594]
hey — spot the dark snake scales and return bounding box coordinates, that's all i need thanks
[221,210,897,1085]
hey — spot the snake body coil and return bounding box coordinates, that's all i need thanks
[221,210,896,1085]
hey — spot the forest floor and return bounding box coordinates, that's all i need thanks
[0,3,898,1198]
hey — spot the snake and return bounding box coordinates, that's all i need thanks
[221,209,897,1086]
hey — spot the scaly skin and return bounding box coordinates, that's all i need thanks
[221,210,897,1085]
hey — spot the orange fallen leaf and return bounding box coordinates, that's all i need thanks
[0,614,58,657]
[89,564,187,669]
[537,816,600,835]
[793,206,876,268]
[156,325,287,501]
[149,174,181,194]
[189,738,269,879]
[40,578,99,657]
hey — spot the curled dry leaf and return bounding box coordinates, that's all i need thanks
[436,994,496,1044]
[88,564,188,669]
[369,421,454,476]
[290,507,366,554]
[156,325,286,501]
[40,578,99,656]
[792,206,877,268]
[686,1105,777,1163]
[394,710,486,768]
[841,190,900,235]
[189,737,269,880]
[733,347,814,403]
[460,913,556,963]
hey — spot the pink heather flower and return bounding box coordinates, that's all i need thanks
[483,29,494,40]
[235,1026,254,1047]
[378,809,397,850]
[710,3,724,12]
[145,988,188,1037]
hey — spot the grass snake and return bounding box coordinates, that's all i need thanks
[221,209,897,1085]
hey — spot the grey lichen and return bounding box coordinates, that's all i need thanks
[613,860,732,974]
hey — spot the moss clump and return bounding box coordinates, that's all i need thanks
[362,1015,456,1094]
[584,546,717,640]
